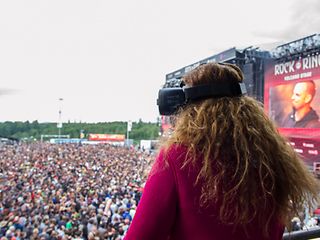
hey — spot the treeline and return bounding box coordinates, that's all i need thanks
[0,120,161,142]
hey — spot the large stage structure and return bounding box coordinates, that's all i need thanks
[161,34,320,168]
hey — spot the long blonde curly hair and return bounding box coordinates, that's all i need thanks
[162,62,319,234]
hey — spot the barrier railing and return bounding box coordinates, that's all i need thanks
[283,228,320,240]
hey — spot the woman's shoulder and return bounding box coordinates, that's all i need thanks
[151,144,188,168]
[158,143,189,162]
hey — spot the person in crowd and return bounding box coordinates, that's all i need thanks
[283,80,320,128]
[124,63,320,240]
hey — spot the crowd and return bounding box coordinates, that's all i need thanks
[1,141,320,239]
[0,142,153,240]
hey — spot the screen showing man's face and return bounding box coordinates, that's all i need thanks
[269,80,320,128]
[292,82,310,110]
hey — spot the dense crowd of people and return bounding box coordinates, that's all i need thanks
[1,141,320,239]
[0,142,153,240]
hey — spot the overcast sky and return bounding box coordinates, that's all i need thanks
[0,0,319,123]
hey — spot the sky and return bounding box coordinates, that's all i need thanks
[0,0,319,123]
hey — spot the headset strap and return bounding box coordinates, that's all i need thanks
[184,82,246,101]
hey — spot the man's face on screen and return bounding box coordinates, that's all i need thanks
[291,82,310,110]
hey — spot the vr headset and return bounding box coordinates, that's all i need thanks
[157,82,247,115]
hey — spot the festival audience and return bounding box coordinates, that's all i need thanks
[0,142,152,239]
[0,142,319,239]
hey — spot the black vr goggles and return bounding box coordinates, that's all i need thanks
[157,82,247,115]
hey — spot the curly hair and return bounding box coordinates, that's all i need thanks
[162,62,319,235]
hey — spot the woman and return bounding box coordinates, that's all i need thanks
[124,63,319,240]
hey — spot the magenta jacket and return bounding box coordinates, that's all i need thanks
[124,145,284,240]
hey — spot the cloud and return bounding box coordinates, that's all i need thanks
[254,0,320,42]
[0,88,18,96]
[282,0,320,39]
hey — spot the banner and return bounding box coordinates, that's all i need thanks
[264,53,320,166]
[88,134,125,141]
[127,121,132,132]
